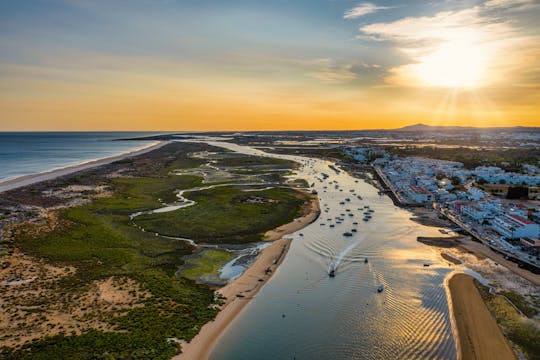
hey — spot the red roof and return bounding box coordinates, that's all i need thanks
[409,185,430,195]
[509,214,533,225]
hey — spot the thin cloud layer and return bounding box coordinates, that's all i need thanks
[344,3,389,19]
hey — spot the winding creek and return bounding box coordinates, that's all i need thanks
[186,140,459,360]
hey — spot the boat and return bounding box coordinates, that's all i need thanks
[343,232,353,237]
[329,224,335,228]
[351,229,357,233]
[377,285,384,293]
[364,258,368,263]
[329,269,336,277]
[423,263,430,267]
[353,222,358,225]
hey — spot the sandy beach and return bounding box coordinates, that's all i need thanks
[176,194,320,360]
[448,273,516,360]
[0,141,167,193]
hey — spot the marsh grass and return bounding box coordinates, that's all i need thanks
[475,281,540,359]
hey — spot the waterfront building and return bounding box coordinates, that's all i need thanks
[492,214,540,239]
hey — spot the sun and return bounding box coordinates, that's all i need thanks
[415,40,487,88]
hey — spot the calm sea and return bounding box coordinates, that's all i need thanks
[0,132,163,181]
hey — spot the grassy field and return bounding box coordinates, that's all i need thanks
[135,186,309,244]
[1,142,310,359]
[213,154,296,168]
[180,250,233,281]
[475,281,540,360]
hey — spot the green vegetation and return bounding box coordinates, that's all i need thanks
[1,142,311,359]
[180,250,233,281]
[3,174,217,358]
[475,281,540,360]
[290,178,309,188]
[135,186,308,244]
[387,146,540,169]
[499,290,539,318]
[263,146,350,161]
[214,154,295,168]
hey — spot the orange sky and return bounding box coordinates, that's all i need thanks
[1,1,538,130]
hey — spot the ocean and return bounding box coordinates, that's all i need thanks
[0,132,162,182]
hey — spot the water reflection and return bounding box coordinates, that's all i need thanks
[181,139,457,360]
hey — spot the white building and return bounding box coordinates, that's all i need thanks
[492,214,540,239]
[462,204,490,223]
[407,186,433,204]
[467,187,486,201]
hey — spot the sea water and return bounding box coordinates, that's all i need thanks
[0,132,160,181]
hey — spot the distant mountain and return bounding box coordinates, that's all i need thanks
[395,123,538,132]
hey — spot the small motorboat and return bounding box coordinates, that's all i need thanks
[377,285,384,293]
[329,269,336,277]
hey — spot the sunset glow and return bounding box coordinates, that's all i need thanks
[0,1,538,130]
[416,41,486,88]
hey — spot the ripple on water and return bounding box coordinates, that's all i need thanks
[196,139,456,360]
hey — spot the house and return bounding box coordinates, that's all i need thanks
[462,204,490,223]
[520,237,540,249]
[407,186,433,204]
[467,187,486,201]
[492,214,540,239]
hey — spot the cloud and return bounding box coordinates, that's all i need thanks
[357,4,539,88]
[343,3,389,19]
[291,58,381,82]
[483,0,537,10]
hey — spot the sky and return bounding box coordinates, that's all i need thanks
[0,0,539,130]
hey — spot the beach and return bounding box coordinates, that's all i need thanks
[0,141,167,193]
[448,273,516,360]
[176,194,320,360]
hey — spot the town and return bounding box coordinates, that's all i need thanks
[344,146,540,272]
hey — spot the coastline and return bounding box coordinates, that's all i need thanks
[447,273,516,360]
[175,194,320,360]
[0,141,167,193]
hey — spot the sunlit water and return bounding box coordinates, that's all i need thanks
[184,140,457,360]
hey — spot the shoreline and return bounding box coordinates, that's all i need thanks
[447,273,516,360]
[0,141,168,193]
[175,194,320,360]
